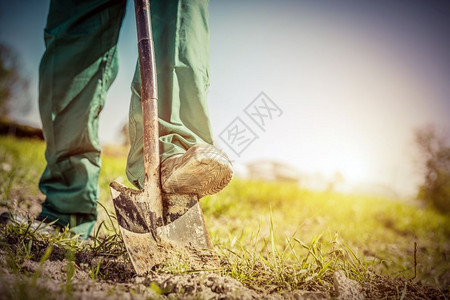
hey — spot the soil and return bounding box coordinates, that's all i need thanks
[0,192,449,299]
[0,257,260,300]
[1,250,448,299]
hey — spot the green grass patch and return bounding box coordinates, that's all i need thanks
[0,136,448,293]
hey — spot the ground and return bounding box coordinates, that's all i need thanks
[0,136,449,299]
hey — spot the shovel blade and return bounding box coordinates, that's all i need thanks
[119,227,163,274]
[110,181,213,274]
[110,180,164,274]
[159,193,213,249]
[110,180,163,236]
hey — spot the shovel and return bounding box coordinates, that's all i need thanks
[109,0,213,275]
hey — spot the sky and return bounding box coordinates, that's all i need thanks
[1,0,450,197]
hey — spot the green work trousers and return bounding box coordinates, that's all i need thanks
[38,0,213,236]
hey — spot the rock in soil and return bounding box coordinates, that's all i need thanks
[333,270,364,300]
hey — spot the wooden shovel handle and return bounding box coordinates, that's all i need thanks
[134,0,160,189]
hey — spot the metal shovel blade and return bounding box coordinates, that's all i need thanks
[158,193,213,249]
[110,181,213,275]
[110,180,165,274]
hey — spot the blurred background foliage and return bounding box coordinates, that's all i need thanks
[0,43,30,120]
[415,126,450,213]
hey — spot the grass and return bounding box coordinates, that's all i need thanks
[202,178,449,290]
[0,136,449,297]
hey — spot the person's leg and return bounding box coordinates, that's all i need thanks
[38,0,125,237]
[127,0,214,189]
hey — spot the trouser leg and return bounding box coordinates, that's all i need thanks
[126,0,213,189]
[38,0,125,233]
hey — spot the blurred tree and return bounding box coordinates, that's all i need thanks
[415,125,450,213]
[0,43,29,119]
